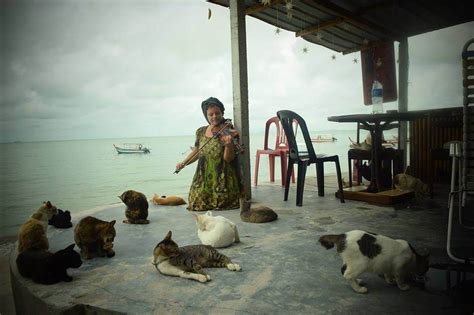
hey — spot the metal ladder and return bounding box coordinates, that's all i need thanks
[446,38,474,263]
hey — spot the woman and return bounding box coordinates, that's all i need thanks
[176,97,242,211]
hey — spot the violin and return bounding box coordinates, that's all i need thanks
[211,119,245,154]
[174,119,244,174]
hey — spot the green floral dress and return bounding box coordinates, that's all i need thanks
[187,126,242,211]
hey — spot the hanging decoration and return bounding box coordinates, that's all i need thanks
[315,32,323,41]
[285,0,294,19]
[331,54,337,60]
[376,58,383,67]
[353,58,358,64]
[275,0,280,35]
[302,47,309,53]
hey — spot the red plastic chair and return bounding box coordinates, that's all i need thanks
[254,116,296,186]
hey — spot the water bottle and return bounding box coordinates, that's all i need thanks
[371,80,384,114]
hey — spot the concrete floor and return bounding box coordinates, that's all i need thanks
[8,176,474,314]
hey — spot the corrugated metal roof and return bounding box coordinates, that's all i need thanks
[208,0,474,54]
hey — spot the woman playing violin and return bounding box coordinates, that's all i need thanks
[176,97,242,211]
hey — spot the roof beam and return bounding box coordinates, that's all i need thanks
[296,0,400,41]
[245,0,282,15]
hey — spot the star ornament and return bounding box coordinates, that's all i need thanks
[285,0,294,10]
[275,28,281,35]
[331,54,336,60]
[261,0,271,5]
[353,58,358,64]
[376,58,383,67]
[302,47,308,53]
[315,32,323,41]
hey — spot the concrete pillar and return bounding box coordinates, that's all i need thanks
[398,37,409,168]
[229,0,251,199]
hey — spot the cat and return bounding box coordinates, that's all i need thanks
[240,198,278,223]
[152,231,241,283]
[17,201,58,253]
[150,194,186,206]
[16,244,82,285]
[393,173,429,195]
[193,211,240,248]
[74,216,116,259]
[48,209,73,228]
[319,230,429,293]
[118,190,149,224]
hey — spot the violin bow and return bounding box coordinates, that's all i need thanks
[173,120,234,174]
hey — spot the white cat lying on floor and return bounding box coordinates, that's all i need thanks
[319,230,429,293]
[193,211,240,248]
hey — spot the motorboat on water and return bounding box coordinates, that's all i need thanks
[113,143,151,154]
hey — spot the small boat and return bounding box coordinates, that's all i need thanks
[311,134,337,143]
[113,143,151,154]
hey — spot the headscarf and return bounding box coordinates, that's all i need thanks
[201,97,225,123]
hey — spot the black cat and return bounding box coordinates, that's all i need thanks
[48,209,73,228]
[16,244,83,285]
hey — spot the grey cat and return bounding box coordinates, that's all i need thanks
[152,231,241,282]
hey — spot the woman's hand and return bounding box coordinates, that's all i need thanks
[176,161,185,172]
[219,134,233,146]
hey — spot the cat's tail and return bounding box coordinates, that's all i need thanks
[318,234,346,253]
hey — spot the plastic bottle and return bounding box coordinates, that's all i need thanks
[371,80,384,114]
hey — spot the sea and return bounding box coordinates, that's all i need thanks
[1,129,390,240]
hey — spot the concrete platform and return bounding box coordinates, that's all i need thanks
[9,178,474,314]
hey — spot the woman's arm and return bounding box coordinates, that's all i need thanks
[221,135,235,162]
[176,147,199,172]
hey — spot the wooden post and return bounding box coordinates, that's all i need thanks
[229,0,251,199]
[398,37,409,168]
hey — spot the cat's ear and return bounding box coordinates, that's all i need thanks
[117,195,123,201]
[165,230,172,240]
[109,220,116,227]
[66,244,75,251]
[45,201,52,208]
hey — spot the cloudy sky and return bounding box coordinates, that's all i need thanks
[1,1,473,142]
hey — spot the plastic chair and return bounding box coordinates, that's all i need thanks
[277,110,345,206]
[348,122,403,188]
[254,116,296,186]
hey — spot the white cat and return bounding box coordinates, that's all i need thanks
[319,230,429,293]
[193,211,240,248]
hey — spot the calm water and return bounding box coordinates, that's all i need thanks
[0,129,378,238]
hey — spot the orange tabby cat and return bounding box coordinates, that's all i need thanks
[17,201,58,253]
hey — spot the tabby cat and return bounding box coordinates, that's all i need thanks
[17,201,58,253]
[74,216,116,259]
[319,230,430,293]
[48,209,73,228]
[119,190,149,224]
[16,244,82,285]
[152,231,241,283]
[240,198,278,223]
[393,173,429,195]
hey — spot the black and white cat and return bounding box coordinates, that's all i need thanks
[319,230,429,293]
[16,244,83,285]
